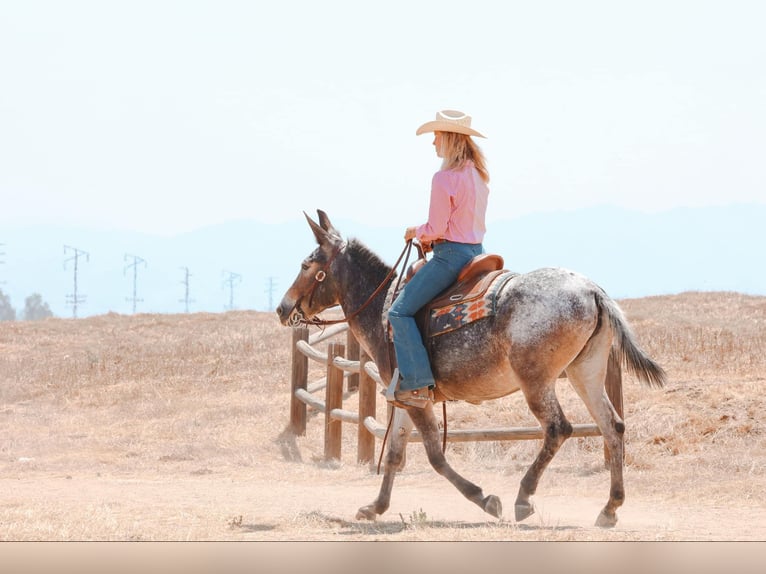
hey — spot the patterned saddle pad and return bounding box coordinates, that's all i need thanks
[416,267,516,338]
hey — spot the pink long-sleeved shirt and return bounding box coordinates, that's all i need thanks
[415,160,489,244]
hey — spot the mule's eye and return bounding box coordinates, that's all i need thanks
[301,263,309,271]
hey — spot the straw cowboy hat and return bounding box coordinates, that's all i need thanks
[415,109,486,138]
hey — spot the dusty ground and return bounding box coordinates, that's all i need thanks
[1,292,765,540]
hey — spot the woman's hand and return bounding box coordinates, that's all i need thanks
[404,226,417,242]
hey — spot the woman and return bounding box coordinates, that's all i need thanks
[388,109,490,409]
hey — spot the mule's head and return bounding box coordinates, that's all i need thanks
[276,210,345,326]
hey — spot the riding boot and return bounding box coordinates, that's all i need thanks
[386,368,434,409]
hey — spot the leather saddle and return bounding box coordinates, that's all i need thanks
[405,253,515,339]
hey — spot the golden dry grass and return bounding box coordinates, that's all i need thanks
[0,292,764,540]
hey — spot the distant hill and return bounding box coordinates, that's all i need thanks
[1,204,764,318]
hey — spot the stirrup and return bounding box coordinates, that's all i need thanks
[385,369,433,409]
[384,368,400,404]
[392,387,433,409]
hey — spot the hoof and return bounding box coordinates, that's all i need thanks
[355,505,378,521]
[482,495,503,519]
[595,509,618,528]
[514,501,535,522]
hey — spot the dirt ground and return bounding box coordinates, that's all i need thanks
[2,455,765,542]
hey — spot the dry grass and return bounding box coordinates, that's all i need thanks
[0,292,764,540]
[620,291,766,380]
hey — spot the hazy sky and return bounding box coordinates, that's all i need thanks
[2,1,764,236]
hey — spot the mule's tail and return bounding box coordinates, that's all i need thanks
[596,290,666,388]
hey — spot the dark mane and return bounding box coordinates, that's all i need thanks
[346,238,394,282]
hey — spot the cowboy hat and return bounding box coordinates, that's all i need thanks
[415,109,486,138]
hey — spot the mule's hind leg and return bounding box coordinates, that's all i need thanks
[407,405,503,519]
[567,343,626,527]
[514,381,573,522]
[356,407,413,520]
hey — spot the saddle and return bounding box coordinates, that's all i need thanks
[406,253,516,339]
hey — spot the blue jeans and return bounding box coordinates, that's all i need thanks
[388,241,484,391]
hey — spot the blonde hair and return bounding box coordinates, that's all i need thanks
[438,131,490,183]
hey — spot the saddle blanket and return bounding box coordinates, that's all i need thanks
[421,270,517,338]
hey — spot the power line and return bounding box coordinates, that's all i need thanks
[64,245,89,318]
[179,266,194,313]
[124,253,146,314]
[222,270,242,311]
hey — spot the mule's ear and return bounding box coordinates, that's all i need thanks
[304,211,329,246]
[317,209,339,235]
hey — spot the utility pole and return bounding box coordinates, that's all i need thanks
[179,266,194,313]
[64,245,89,318]
[265,276,278,311]
[222,270,242,311]
[124,253,146,314]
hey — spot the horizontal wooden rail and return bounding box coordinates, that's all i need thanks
[329,408,360,424]
[296,340,333,364]
[363,416,601,443]
[332,356,360,373]
[294,388,326,412]
[295,383,359,412]
[308,320,348,345]
[296,340,362,378]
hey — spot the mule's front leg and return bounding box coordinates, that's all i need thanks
[356,407,412,520]
[408,406,503,519]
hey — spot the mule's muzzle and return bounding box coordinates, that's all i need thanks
[276,299,306,327]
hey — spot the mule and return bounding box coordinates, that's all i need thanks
[277,210,666,527]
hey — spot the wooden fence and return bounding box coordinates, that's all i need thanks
[287,323,623,465]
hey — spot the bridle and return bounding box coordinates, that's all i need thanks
[290,239,418,327]
[303,240,346,311]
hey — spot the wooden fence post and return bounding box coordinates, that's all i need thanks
[346,331,360,392]
[289,326,309,435]
[325,341,345,461]
[603,351,624,466]
[357,349,376,465]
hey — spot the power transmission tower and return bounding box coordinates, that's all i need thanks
[124,253,146,314]
[179,266,194,313]
[222,270,242,311]
[265,276,278,311]
[64,245,89,318]
[0,243,5,286]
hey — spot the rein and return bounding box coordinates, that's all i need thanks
[301,239,416,327]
